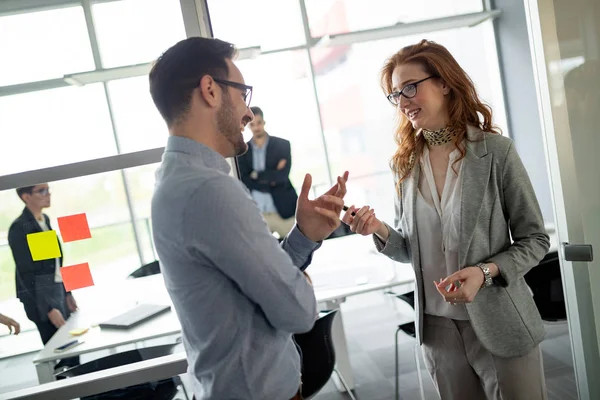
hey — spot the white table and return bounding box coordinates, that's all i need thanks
[32,234,415,388]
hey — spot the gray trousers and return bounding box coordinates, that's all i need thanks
[421,314,548,400]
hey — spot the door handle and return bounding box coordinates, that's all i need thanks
[563,243,594,262]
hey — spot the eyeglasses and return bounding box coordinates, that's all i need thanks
[33,188,50,196]
[213,78,253,107]
[386,76,435,106]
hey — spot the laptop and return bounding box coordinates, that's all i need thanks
[99,304,171,329]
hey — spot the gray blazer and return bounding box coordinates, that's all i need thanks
[375,126,550,358]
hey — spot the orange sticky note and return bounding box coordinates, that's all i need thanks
[57,213,91,243]
[27,231,62,261]
[61,263,95,291]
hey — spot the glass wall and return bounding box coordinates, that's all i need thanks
[0,0,186,302]
[0,0,507,395]
[208,0,507,225]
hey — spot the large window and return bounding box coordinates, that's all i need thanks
[0,0,185,333]
[0,6,94,87]
[0,0,509,395]
[208,0,507,211]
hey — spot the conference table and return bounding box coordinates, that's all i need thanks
[32,234,416,388]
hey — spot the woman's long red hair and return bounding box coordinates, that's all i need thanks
[380,40,499,193]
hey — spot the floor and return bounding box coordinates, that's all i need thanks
[0,291,577,400]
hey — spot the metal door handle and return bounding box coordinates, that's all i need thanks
[563,243,594,262]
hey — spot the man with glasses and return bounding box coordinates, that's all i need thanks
[149,37,348,400]
[238,106,298,240]
[8,183,79,370]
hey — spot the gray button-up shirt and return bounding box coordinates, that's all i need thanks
[151,136,319,400]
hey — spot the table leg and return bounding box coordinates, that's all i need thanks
[36,361,55,384]
[324,300,355,392]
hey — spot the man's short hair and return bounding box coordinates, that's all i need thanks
[16,186,35,200]
[149,37,237,127]
[250,106,263,119]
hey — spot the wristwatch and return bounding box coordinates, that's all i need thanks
[476,263,493,288]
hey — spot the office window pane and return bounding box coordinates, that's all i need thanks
[0,6,94,86]
[207,0,305,51]
[125,163,160,262]
[0,84,117,176]
[237,51,330,190]
[93,0,186,68]
[0,162,164,304]
[313,23,507,209]
[305,0,483,37]
[108,76,167,153]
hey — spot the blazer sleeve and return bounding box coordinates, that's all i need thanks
[8,223,38,306]
[372,180,411,263]
[256,139,292,186]
[487,142,550,286]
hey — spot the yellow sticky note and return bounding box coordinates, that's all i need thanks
[27,231,62,261]
[69,327,89,336]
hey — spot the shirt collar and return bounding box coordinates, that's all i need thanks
[250,134,269,150]
[165,135,231,174]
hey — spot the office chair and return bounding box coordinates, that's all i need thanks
[54,343,189,400]
[294,310,357,400]
[128,260,161,279]
[387,291,425,400]
[524,251,567,322]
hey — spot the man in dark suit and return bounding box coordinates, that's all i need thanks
[8,183,78,369]
[238,107,298,238]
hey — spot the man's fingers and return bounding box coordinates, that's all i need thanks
[324,171,350,196]
[321,195,345,210]
[334,175,347,198]
[314,207,341,225]
[299,173,312,200]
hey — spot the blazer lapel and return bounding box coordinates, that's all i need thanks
[459,127,492,267]
[404,162,421,263]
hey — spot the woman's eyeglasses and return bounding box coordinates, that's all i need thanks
[386,76,435,106]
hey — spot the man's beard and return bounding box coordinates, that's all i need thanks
[216,94,247,156]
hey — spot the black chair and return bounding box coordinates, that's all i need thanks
[294,310,357,400]
[388,290,425,400]
[54,343,189,400]
[128,260,161,279]
[524,251,567,322]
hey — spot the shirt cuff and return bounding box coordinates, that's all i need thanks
[283,224,322,271]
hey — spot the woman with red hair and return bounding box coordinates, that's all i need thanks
[343,40,550,399]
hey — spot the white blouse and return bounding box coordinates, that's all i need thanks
[416,146,469,320]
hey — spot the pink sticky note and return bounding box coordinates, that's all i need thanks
[61,263,95,291]
[57,213,91,243]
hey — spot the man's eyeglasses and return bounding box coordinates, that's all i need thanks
[33,188,50,196]
[213,78,253,107]
[386,76,435,106]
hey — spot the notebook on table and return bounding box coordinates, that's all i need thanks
[98,304,171,330]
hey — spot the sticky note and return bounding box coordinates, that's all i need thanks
[61,263,95,292]
[69,327,89,336]
[27,231,62,261]
[57,213,91,243]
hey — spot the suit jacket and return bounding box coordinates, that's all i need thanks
[375,126,550,358]
[237,135,298,219]
[8,207,67,322]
